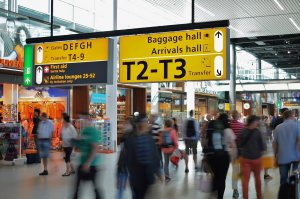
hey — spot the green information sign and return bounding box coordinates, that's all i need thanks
[23,45,33,86]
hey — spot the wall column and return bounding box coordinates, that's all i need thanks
[151,83,159,114]
[185,81,195,117]
[230,44,237,111]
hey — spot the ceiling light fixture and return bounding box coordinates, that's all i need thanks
[195,4,215,17]
[289,18,300,31]
[275,53,278,55]
[288,50,291,54]
[273,0,284,10]
[229,25,245,35]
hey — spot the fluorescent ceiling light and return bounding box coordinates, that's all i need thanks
[288,83,300,90]
[229,25,245,35]
[273,0,284,10]
[264,83,288,90]
[255,41,266,46]
[289,18,300,31]
[195,4,215,17]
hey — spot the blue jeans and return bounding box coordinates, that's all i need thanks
[279,161,299,184]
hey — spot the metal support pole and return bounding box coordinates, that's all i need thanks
[50,0,54,36]
[191,0,195,23]
[257,58,262,80]
[230,44,236,111]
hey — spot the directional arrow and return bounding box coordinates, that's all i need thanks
[215,31,222,38]
[25,78,31,84]
[37,66,42,73]
[38,46,42,52]
[216,69,222,76]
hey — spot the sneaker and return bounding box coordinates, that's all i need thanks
[39,170,48,176]
[232,190,239,198]
[264,174,273,180]
[185,168,189,173]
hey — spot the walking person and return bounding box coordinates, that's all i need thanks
[183,110,199,173]
[124,115,161,199]
[72,113,102,199]
[37,112,54,176]
[32,109,41,151]
[205,113,236,199]
[230,110,245,198]
[239,115,265,199]
[273,110,300,185]
[159,119,178,182]
[61,113,77,176]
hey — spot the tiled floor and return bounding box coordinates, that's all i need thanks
[0,145,280,199]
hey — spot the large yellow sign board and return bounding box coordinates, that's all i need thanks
[119,27,229,83]
[34,38,108,65]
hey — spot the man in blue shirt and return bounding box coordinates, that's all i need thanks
[37,113,54,176]
[273,110,300,184]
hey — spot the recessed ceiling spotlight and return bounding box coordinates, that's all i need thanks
[288,50,291,54]
[275,53,278,56]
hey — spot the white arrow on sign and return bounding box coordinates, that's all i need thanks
[214,56,223,78]
[36,46,43,64]
[214,30,223,52]
[36,66,43,85]
[25,78,30,84]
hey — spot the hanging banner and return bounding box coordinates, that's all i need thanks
[119,27,229,83]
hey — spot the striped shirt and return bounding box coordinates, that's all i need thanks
[150,123,161,144]
[230,120,245,144]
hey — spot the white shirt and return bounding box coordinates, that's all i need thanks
[61,124,77,147]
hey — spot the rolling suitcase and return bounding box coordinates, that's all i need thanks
[278,170,300,199]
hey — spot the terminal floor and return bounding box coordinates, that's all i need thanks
[0,148,280,199]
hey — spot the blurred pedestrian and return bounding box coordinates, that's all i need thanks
[273,110,300,185]
[72,113,102,199]
[159,119,178,182]
[37,112,54,176]
[239,115,265,199]
[205,113,235,199]
[61,113,77,177]
[172,117,178,135]
[271,108,288,130]
[183,110,199,173]
[230,110,245,198]
[116,118,136,199]
[124,115,161,199]
[32,109,41,150]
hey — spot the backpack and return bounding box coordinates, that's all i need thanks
[161,131,174,148]
[205,120,225,154]
[186,119,196,137]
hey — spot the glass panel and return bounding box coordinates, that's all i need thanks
[74,7,94,27]
[19,0,49,14]
[54,0,73,21]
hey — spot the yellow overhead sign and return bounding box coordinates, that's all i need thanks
[34,38,108,65]
[119,27,229,83]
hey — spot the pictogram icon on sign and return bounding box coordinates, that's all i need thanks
[36,46,43,64]
[36,66,43,85]
[44,66,49,73]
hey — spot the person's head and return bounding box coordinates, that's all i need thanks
[62,113,70,124]
[217,113,230,128]
[283,110,293,120]
[280,108,288,116]
[41,112,48,121]
[135,114,149,134]
[15,26,30,47]
[6,17,15,38]
[34,109,40,118]
[164,119,173,128]
[231,110,240,120]
[189,110,194,117]
[246,115,260,129]
[172,117,177,124]
[149,114,158,124]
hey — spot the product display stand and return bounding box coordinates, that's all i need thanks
[74,119,113,154]
[0,123,26,166]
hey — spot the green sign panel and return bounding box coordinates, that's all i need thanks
[23,45,33,86]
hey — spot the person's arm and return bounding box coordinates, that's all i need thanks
[172,129,179,149]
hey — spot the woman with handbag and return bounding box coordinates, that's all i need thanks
[239,115,265,199]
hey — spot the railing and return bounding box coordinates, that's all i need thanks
[237,67,300,81]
